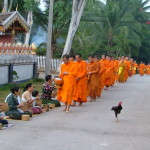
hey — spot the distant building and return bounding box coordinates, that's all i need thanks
[0,11,30,43]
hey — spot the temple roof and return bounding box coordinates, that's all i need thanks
[0,11,30,32]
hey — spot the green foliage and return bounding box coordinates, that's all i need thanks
[36,43,47,56]
[45,0,72,57]
[32,78,45,83]
[24,0,39,12]
[12,71,19,80]
[71,0,150,62]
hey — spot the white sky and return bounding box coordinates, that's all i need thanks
[39,0,150,11]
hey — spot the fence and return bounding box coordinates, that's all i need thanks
[0,42,37,85]
[37,56,62,72]
[0,42,35,55]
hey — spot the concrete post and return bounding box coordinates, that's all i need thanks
[8,63,13,83]
[33,62,37,79]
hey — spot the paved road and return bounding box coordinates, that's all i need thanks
[0,75,150,150]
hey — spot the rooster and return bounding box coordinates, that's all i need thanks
[111,102,122,122]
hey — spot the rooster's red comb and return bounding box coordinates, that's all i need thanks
[118,102,122,105]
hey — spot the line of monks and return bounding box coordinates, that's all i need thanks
[56,54,150,113]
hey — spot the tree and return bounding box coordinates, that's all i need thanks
[45,0,54,76]
[4,0,8,12]
[24,0,40,44]
[45,0,72,57]
[62,0,87,55]
[72,0,150,59]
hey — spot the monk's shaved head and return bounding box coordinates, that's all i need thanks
[76,54,82,58]
[94,56,99,61]
[62,54,70,64]
[63,54,69,59]
[76,54,82,62]
[88,55,94,63]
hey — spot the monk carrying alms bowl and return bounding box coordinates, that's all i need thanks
[54,77,63,88]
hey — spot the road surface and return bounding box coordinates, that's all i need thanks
[0,75,150,150]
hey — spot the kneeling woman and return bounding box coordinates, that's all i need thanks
[5,86,24,120]
[41,75,61,107]
[21,83,40,112]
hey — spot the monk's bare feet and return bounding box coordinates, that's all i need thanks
[104,86,108,90]
[89,99,93,102]
[62,108,66,111]
[71,101,76,106]
[93,98,96,102]
[79,102,82,106]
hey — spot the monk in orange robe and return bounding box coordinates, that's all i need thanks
[133,61,138,75]
[100,55,107,89]
[69,55,75,62]
[72,54,87,106]
[124,57,131,81]
[114,59,119,82]
[147,63,150,75]
[104,56,114,90]
[110,57,117,86]
[57,54,77,113]
[139,62,146,76]
[129,58,134,77]
[94,56,102,97]
[87,56,99,101]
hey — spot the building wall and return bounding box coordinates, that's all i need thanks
[0,55,37,85]
[13,64,33,82]
[0,65,9,84]
[0,35,12,43]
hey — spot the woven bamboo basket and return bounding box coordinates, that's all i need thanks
[0,103,9,112]
[49,103,55,109]
[22,115,30,121]
[0,123,2,130]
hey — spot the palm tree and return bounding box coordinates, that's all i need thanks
[72,0,150,58]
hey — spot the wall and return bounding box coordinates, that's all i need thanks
[0,55,37,85]
[0,65,9,84]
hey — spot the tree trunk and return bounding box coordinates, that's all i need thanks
[4,0,8,12]
[25,11,33,44]
[8,0,13,12]
[45,0,54,76]
[62,0,87,56]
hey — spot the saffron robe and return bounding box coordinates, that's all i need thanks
[57,61,77,105]
[87,61,99,99]
[73,60,87,102]
[139,64,146,76]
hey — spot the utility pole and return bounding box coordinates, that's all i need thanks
[45,0,54,76]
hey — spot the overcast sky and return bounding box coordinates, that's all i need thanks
[39,0,150,11]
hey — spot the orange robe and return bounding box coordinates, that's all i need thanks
[99,59,107,89]
[129,61,134,77]
[73,60,87,103]
[87,61,99,99]
[133,63,138,75]
[139,64,146,76]
[95,61,101,97]
[124,60,131,81]
[145,65,150,75]
[105,60,114,87]
[114,60,119,82]
[110,60,116,85]
[57,61,77,105]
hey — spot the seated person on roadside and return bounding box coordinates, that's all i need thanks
[31,90,43,114]
[0,103,9,125]
[41,75,61,107]
[21,83,40,111]
[5,86,24,120]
